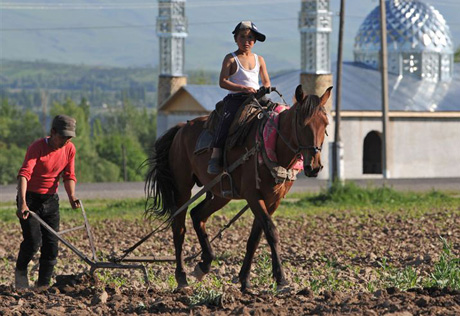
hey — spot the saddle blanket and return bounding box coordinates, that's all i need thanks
[260,104,303,170]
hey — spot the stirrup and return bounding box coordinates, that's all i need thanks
[220,171,234,198]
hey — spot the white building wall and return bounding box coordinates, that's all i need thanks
[330,115,460,179]
[390,117,460,178]
[157,112,207,138]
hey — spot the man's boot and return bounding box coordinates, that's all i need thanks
[15,268,29,289]
[36,264,54,290]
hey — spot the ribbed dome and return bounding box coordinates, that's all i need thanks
[355,0,453,54]
[354,0,454,82]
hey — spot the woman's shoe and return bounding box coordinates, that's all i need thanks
[207,157,222,175]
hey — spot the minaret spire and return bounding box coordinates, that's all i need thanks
[157,0,188,107]
[298,0,333,111]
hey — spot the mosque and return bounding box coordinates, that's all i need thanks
[155,0,460,179]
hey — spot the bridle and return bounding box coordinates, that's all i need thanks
[276,105,324,159]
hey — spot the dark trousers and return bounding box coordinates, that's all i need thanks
[211,94,248,149]
[16,192,60,286]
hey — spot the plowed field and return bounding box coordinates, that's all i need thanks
[1,201,459,315]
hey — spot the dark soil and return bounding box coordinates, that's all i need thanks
[1,207,459,315]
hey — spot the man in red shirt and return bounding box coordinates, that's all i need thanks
[15,114,81,290]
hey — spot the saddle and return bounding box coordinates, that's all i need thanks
[200,97,274,152]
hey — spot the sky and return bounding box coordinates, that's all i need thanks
[1,0,459,72]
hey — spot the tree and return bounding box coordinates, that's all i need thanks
[95,134,147,181]
[0,98,43,184]
[50,98,110,182]
[0,95,156,184]
[0,98,42,147]
[455,47,460,63]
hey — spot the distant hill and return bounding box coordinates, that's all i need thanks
[0,60,157,92]
[1,0,459,71]
[0,59,219,109]
[0,59,157,109]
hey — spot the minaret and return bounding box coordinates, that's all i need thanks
[298,0,333,111]
[157,0,188,107]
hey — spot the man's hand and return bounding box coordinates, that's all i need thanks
[16,207,30,220]
[69,197,81,209]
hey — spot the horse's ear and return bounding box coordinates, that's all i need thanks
[295,85,305,103]
[320,86,333,106]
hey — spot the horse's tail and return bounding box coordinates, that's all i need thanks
[144,125,182,222]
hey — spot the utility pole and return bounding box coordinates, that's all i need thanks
[379,0,390,178]
[122,144,128,182]
[40,90,48,137]
[332,0,345,183]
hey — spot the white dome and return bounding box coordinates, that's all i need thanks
[355,0,453,54]
[354,0,454,82]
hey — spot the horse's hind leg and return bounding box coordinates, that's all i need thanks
[190,193,229,281]
[172,210,188,289]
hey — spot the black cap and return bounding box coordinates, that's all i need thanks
[232,21,266,42]
[52,114,76,137]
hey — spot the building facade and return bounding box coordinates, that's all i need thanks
[155,0,460,179]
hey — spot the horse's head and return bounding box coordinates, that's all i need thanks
[294,85,332,177]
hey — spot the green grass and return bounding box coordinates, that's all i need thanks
[425,237,460,289]
[188,285,224,307]
[1,182,459,223]
[0,198,146,223]
[374,237,460,291]
[281,181,460,218]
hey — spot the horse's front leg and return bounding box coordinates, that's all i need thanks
[239,218,263,291]
[190,194,229,281]
[172,210,188,289]
[246,197,287,289]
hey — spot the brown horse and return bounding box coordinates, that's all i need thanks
[145,85,332,291]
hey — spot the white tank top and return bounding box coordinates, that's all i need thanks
[228,52,260,94]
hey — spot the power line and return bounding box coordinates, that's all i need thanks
[3,16,460,33]
[0,17,292,32]
[2,0,301,10]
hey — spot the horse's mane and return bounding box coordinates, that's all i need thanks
[296,94,325,121]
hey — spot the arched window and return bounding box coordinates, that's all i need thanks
[363,131,382,174]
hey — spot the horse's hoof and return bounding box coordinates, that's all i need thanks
[191,265,206,281]
[240,281,252,293]
[176,282,189,290]
[276,282,291,294]
[174,285,193,295]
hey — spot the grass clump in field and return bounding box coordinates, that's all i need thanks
[374,237,460,291]
[292,181,459,213]
[188,284,224,307]
[425,237,460,290]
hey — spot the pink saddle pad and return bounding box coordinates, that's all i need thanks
[259,105,303,170]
